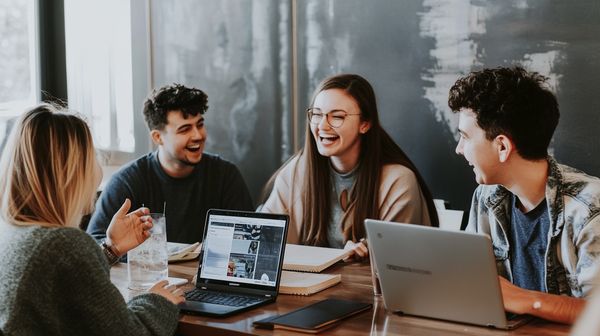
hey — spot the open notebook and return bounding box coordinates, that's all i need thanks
[283,244,352,273]
[167,242,201,262]
[280,271,341,296]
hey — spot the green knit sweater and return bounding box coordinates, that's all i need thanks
[0,223,179,335]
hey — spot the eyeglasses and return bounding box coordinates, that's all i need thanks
[306,108,361,128]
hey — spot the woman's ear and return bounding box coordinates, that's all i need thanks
[359,121,371,134]
[495,134,514,163]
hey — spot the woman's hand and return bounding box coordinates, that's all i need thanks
[149,280,185,305]
[105,199,153,256]
[343,239,369,261]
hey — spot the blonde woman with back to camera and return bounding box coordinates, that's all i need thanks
[0,104,184,335]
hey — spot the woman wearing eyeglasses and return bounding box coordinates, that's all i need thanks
[262,74,438,258]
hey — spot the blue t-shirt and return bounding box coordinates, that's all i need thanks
[509,195,551,292]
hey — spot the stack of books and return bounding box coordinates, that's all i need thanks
[279,244,352,296]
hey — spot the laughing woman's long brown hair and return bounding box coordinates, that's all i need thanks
[262,74,438,249]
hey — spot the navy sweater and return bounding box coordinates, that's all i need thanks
[87,152,253,243]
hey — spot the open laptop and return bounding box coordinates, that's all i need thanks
[179,209,289,317]
[364,219,530,329]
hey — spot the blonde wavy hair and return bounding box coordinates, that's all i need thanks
[0,104,97,228]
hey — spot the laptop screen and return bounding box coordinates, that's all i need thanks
[199,211,287,288]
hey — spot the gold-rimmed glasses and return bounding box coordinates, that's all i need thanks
[307,108,361,128]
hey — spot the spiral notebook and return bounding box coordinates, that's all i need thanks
[283,244,352,273]
[280,271,341,296]
[167,242,201,262]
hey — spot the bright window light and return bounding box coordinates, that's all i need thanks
[64,0,135,152]
[0,0,39,117]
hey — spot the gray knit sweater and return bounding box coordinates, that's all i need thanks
[0,223,179,335]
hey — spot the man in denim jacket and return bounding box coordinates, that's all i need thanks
[448,66,600,324]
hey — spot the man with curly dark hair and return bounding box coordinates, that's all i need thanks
[449,66,600,324]
[87,84,253,244]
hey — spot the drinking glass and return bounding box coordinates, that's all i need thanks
[127,213,168,290]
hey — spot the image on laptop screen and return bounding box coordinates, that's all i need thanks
[200,213,286,287]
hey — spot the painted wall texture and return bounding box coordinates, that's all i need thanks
[151,0,600,214]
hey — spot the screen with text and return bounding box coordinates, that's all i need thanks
[201,214,286,287]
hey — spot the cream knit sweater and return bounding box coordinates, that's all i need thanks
[262,155,432,244]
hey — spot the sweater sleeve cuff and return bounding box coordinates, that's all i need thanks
[127,293,180,334]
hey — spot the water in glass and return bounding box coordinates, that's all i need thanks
[127,213,168,290]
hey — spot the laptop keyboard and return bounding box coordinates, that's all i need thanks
[185,289,265,307]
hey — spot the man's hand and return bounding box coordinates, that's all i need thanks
[105,199,153,256]
[498,276,532,314]
[498,276,585,324]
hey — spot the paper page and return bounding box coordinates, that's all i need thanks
[283,244,352,272]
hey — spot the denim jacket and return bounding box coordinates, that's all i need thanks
[466,157,600,298]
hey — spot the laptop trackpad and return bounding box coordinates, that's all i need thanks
[179,301,238,315]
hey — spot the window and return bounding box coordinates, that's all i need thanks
[0,0,39,116]
[64,0,137,154]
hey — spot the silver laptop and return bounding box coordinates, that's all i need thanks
[179,209,289,317]
[364,219,530,329]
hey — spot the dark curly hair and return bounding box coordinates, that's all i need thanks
[142,83,209,130]
[448,66,559,160]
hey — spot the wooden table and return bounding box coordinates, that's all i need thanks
[110,261,571,335]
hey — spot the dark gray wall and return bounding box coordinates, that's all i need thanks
[150,0,600,213]
[150,0,292,205]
